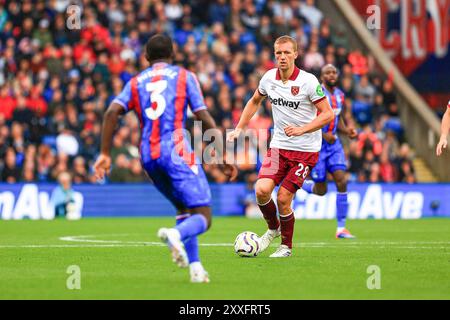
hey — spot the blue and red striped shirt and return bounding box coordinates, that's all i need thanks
[322,86,345,137]
[113,62,206,164]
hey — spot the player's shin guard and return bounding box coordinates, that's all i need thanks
[280,212,295,249]
[175,213,208,242]
[302,180,315,194]
[257,198,280,230]
[336,192,348,229]
[176,214,200,263]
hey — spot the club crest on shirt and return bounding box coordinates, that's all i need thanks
[316,85,325,97]
[291,86,300,96]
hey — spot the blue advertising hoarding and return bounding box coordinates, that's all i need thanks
[0,183,449,219]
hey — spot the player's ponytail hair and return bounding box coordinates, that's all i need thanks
[274,36,298,52]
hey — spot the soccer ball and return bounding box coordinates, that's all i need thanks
[234,231,261,257]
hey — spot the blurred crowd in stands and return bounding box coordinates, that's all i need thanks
[0,0,416,185]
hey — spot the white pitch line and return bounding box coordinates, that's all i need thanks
[59,235,450,246]
[59,235,232,246]
[0,244,147,248]
[0,234,449,250]
[0,243,449,249]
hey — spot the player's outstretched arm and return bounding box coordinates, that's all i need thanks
[227,90,266,142]
[94,103,125,179]
[436,107,450,156]
[285,98,334,137]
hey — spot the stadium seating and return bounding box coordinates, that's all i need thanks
[0,0,417,185]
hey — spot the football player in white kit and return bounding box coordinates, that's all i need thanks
[228,36,334,257]
[436,100,450,156]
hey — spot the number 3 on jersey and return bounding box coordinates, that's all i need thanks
[295,163,309,179]
[145,80,167,120]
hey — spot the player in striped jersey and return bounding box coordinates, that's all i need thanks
[436,100,450,156]
[302,64,358,239]
[94,34,237,283]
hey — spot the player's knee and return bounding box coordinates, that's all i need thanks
[200,213,212,230]
[206,217,212,230]
[335,178,347,193]
[191,208,212,229]
[315,185,327,196]
[255,181,272,203]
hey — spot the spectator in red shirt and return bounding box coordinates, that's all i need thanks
[73,38,96,65]
[348,49,368,76]
[26,86,47,116]
[0,86,16,120]
[108,54,126,75]
[81,9,112,49]
[380,152,396,182]
[357,125,383,157]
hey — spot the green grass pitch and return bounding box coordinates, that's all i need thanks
[0,217,449,300]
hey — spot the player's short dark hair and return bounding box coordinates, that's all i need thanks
[145,34,174,63]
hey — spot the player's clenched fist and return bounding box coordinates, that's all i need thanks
[347,127,358,139]
[227,128,242,142]
[284,126,305,137]
[94,154,112,180]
